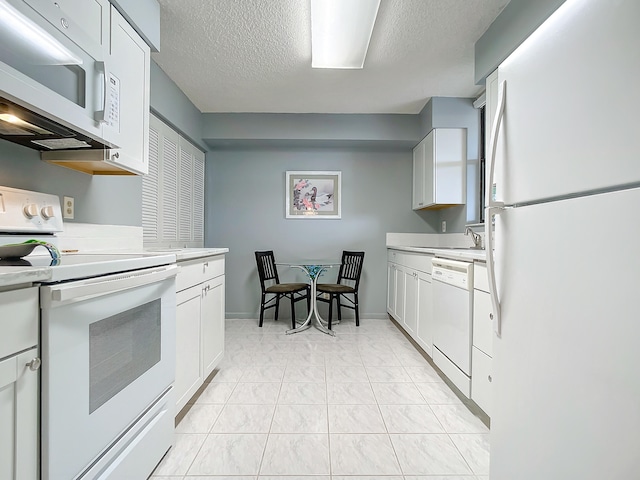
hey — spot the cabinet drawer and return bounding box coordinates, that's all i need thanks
[0,288,38,360]
[387,249,432,273]
[177,256,224,291]
[474,263,489,293]
[407,252,432,273]
[472,290,493,356]
[471,346,492,416]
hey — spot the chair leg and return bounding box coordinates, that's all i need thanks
[337,295,342,322]
[274,294,280,322]
[259,293,266,327]
[327,294,333,330]
[290,295,297,329]
[354,293,360,327]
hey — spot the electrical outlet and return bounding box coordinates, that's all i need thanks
[441,220,446,233]
[63,196,74,219]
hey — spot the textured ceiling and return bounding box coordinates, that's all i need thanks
[152,0,509,114]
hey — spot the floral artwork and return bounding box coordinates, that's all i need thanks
[286,171,341,219]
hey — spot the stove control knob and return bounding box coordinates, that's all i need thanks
[41,205,55,219]
[23,204,39,218]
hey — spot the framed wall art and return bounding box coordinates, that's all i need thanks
[285,171,341,219]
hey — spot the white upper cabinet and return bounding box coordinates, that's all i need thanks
[412,128,467,210]
[101,5,150,175]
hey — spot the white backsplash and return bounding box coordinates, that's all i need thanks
[57,223,143,253]
[386,229,486,249]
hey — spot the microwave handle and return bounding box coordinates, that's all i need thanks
[94,61,112,124]
[45,265,178,306]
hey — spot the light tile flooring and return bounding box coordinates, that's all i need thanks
[151,318,490,479]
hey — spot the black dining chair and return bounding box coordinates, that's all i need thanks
[255,251,310,328]
[316,251,365,329]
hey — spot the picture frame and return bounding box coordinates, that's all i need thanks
[285,171,341,219]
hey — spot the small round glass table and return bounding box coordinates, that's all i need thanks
[276,259,341,336]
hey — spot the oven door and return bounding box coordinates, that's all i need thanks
[39,265,177,480]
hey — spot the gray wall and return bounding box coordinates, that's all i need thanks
[150,62,206,150]
[0,140,142,226]
[205,147,439,319]
[475,0,566,84]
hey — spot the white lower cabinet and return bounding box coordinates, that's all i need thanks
[175,255,225,414]
[387,249,434,357]
[0,348,39,480]
[471,262,493,416]
[175,287,203,412]
[402,268,418,336]
[415,271,434,357]
[471,346,492,416]
[202,275,225,378]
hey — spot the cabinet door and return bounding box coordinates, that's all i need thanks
[394,264,405,324]
[175,287,202,413]
[403,269,418,336]
[471,346,492,416]
[387,262,397,316]
[473,290,494,357]
[433,129,466,205]
[412,140,426,209]
[202,276,225,379]
[416,271,434,358]
[423,131,435,206]
[102,6,150,175]
[0,348,39,480]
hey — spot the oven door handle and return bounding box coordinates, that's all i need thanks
[45,265,178,306]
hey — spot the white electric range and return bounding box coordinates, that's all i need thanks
[0,185,178,480]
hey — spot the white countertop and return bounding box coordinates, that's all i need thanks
[0,266,51,288]
[387,245,487,261]
[143,247,229,262]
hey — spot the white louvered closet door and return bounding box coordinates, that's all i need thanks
[178,138,193,243]
[142,125,159,242]
[192,150,205,244]
[161,126,180,244]
[142,114,206,248]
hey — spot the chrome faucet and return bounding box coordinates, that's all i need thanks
[465,226,483,249]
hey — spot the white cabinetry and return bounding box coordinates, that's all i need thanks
[387,249,434,357]
[412,128,467,210]
[0,288,39,480]
[100,5,151,175]
[175,255,225,413]
[471,262,493,416]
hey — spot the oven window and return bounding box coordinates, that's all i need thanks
[89,300,161,413]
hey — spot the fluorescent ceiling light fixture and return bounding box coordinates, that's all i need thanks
[311,0,380,69]
[0,0,82,65]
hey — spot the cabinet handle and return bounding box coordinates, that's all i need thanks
[26,358,41,371]
[488,375,492,383]
[112,152,120,159]
[489,313,494,320]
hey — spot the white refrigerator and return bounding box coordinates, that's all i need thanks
[485,0,640,479]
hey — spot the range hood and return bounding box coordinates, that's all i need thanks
[0,96,108,151]
[0,97,137,176]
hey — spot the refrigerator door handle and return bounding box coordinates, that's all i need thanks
[485,80,507,336]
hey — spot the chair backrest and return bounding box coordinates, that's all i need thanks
[255,250,280,290]
[337,251,365,289]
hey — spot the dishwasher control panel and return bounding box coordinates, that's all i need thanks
[432,258,473,290]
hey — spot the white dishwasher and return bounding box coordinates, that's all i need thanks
[432,257,474,397]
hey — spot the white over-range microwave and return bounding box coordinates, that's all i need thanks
[0,0,150,175]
